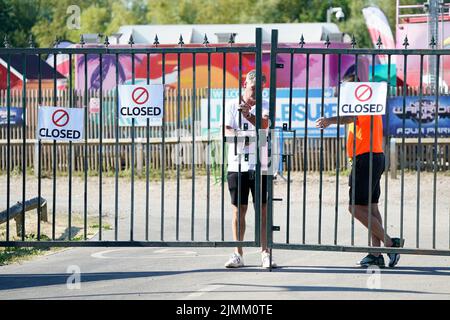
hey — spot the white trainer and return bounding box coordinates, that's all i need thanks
[261,251,277,268]
[224,252,244,268]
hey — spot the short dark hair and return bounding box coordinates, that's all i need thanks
[343,65,360,82]
[343,73,360,82]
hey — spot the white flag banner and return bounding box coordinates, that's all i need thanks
[362,6,396,64]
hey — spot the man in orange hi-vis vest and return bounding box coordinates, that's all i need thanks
[315,73,404,268]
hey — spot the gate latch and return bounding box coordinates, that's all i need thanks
[276,63,284,69]
[272,226,281,231]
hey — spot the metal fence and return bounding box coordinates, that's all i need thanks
[0,28,449,260]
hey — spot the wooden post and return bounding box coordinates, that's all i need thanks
[14,214,23,237]
[34,141,39,177]
[390,137,397,179]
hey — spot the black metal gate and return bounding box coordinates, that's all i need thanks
[267,29,450,256]
[0,30,265,248]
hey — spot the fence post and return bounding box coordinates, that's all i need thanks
[34,141,39,177]
[390,137,397,179]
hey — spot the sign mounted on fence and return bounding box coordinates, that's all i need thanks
[0,107,24,126]
[89,97,100,114]
[385,96,450,137]
[37,107,84,141]
[118,84,164,126]
[339,82,387,115]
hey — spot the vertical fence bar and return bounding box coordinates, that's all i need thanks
[268,29,278,254]
[351,52,358,246]
[383,54,392,247]
[334,53,342,245]
[37,53,42,241]
[318,50,327,244]
[115,52,119,240]
[417,54,424,248]
[236,53,242,240]
[255,27,262,247]
[83,49,88,240]
[432,54,440,249]
[68,53,73,240]
[176,52,181,241]
[221,52,226,241]
[21,52,27,240]
[6,51,11,241]
[237,51,242,244]
[52,52,57,240]
[302,53,310,244]
[161,52,166,241]
[191,52,196,241]
[286,52,294,244]
[206,50,211,241]
[146,52,150,241]
[400,52,408,241]
[130,48,135,241]
[98,53,103,240]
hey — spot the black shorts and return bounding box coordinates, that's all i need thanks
[349,152,385,206]
[227,171,267,206]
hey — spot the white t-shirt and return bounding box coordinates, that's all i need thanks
[221,99,270,172]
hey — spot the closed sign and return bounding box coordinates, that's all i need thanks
[339,82,387,115]
[118,84,164,126]
[38,107,84,141]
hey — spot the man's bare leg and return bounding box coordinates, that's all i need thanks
[371,204,383,256]
[232,204,248,256]
[348,204,393,248]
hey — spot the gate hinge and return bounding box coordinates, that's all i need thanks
[272,198,283,201]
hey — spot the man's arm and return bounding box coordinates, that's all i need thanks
[316,116,355,129]
[225,126,237,137]
[239,102,270,129]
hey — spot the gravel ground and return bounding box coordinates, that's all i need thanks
[1,170,449,251]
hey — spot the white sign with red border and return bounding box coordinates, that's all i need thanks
[118,84,164,126]
[339,82,387,115]
[89,97,100,114]
[38,107,84,141]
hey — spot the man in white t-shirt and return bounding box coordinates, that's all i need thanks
[222,70,276,269]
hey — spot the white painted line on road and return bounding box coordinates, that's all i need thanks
[90,249,261,260]
[183,284,225,299]
[90,249,122,259]
[153,248,197,255]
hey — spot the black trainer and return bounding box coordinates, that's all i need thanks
[387,238,405,267]
[357,254,385,268]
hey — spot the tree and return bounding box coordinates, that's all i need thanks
[0,0,44,47]
[31,0,145,47]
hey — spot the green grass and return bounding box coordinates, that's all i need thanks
[0,234,54,266]
[0,217,103,265]
[89,223,112,231]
